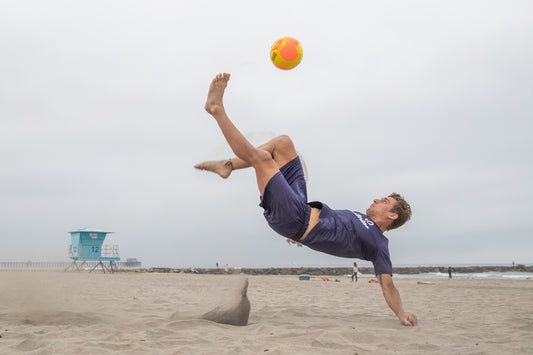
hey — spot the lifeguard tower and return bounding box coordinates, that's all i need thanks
[65,228,120,273]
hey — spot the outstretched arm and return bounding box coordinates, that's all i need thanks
[378,274,418,326]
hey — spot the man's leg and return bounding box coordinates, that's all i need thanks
[194,135,298,179]
[199,73,297,194]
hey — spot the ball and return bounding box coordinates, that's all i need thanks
[270,36,303,70]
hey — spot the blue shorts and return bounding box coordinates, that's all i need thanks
[259,157,311,241]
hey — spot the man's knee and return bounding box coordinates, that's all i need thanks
[274,134,293,146]
[273,135,296,154]
[254,149,275,165]
[255,135,297,169]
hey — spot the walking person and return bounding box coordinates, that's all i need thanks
[352,262,358,282]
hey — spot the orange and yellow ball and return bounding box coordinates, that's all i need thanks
[270,36,303,70]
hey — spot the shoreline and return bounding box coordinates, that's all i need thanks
[144,265,533,275]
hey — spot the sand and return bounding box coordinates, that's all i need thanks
[1,271,532,354]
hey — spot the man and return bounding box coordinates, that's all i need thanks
[195,73,418,326]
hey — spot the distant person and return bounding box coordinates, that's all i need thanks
[216,262,219,272]
[448,266,453,279]
[352,262,358,282]
[195,73,417,326]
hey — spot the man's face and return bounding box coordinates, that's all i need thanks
[366,196,398,220]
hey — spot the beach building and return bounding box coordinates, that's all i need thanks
[122,258,142,268]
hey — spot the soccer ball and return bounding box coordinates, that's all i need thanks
[270,37,303,70]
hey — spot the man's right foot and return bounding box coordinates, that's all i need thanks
[194,159,233,179]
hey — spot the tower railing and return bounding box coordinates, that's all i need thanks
[68,244,119,258]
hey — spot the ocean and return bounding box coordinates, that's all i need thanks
[391,271,533,280]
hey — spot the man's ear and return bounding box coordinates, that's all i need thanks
[388,213,398,221]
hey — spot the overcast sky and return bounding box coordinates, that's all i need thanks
[1,1,532,268]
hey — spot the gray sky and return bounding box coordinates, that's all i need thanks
[1,1,532,268]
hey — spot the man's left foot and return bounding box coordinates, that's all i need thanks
[194,159,232,179]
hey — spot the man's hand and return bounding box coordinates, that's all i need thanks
[399,312,418,326]
[378,274,418,326]
[285,238,302,247]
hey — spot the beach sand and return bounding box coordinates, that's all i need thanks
[1,271,532,354]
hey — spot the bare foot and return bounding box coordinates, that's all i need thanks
[205,73,230,116]
[194,159,233,179]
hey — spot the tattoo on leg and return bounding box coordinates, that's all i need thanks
[225,159,234,171]
[378,274,383,285]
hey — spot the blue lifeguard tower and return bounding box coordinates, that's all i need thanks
[65,228,120,273]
